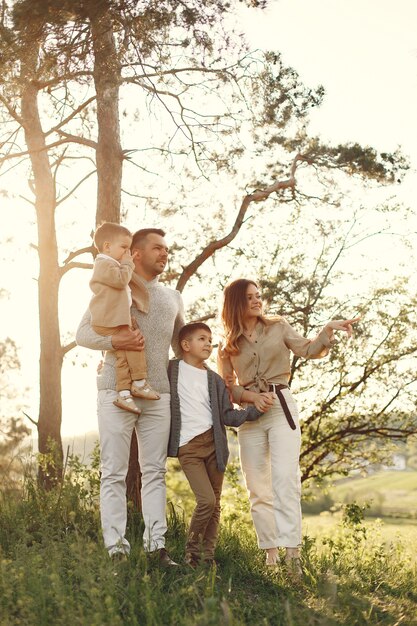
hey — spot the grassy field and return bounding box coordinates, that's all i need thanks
[327,470,417,518]
[0,459,416,626]
[304,513,417,560]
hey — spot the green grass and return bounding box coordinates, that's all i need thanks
[302,470,417,519]
[0,467,417,626]
[333,470,417,516]
[304,513,417,561]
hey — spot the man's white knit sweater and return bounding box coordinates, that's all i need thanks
[76,275,185,394]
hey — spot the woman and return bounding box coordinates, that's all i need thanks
[218,278,358,575]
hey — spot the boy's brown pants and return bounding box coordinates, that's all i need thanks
[92,324,147,391]
[178,428,224,561]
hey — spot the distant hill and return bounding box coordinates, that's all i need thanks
[304,470,417,519]
[333,470,417,517]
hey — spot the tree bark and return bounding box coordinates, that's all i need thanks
[126,433,142,511]
[20,37,64,487]
[87,2,142,507]
[88,1,123,225]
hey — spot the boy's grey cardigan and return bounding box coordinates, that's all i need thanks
[167,359,262,472]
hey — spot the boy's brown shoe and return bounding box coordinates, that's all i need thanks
[131,381,160,400]
[184,553,200,569]
[113,395,141,414]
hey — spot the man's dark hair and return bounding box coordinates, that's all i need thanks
[178,322,212,347]
[131,228,166,249]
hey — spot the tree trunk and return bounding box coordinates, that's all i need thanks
[20,39,63,487]
[126,433,142,511]
[88,3,141,507]
[88,1,123,225]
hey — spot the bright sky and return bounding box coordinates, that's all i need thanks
[240,0,417,160]
[1,0,416,439]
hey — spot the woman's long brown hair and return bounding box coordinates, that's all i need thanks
[221,278,266,355]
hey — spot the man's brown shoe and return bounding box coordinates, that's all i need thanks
[131,381,160,400]
[155,548,179,567]
[113,395,141,414]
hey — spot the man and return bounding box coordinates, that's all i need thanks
[76,228,185,564]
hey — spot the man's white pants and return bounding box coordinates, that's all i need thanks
[97,389,171,555]
[237,389,302,549]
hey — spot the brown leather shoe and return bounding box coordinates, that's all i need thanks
[184,553,200,569]
[156,548,178,567]
[131,381,160,400]
[184,554,217,569]
[113,395,141,414]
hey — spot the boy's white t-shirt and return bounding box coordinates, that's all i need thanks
[96,253,132,307]
[178,360,213,447]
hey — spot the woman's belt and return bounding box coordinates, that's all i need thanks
[268,384,297,431]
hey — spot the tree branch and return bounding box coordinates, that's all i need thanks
[62,341,76,356]
[45,96,96,137]
[56,130,97,150]
[22,411,38,427]
[301,422,417,462]
[56,169,97,206]
[0,94,24,126]
[62,246,94,265]
[175,153,305,292]
[35,70,94,89]
[59,261,93,277]
[192,312,216,323]
[0,136,96,163]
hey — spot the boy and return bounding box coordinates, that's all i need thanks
[168,322,266,567]
[89,222,159,415]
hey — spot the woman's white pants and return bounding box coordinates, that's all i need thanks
[237,389,302,549]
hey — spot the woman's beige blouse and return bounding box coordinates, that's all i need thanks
[217,317,334,404]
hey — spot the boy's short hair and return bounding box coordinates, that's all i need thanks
[178,322,212,347]
[93,222,132,252]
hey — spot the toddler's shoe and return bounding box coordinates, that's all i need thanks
[131,381,160,400]
[113,395,141,414]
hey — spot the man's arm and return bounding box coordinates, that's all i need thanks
[76,309,113,351]
[76,309,144,351]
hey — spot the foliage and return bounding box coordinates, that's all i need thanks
[0,335,31,488]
